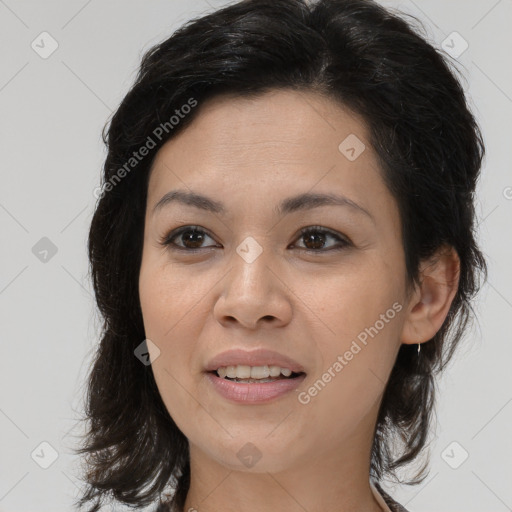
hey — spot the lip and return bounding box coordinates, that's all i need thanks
[204,348,306,374]
[205,372,307,403]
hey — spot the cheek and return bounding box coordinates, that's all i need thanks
[138,252,220,390]
[139,254,207,338]
[138,257,206,430]
[302,258,405,398]
[295,273,403,443]
[138,257,193,395]
[307,260,403,341]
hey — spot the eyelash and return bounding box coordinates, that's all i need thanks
[158,225,352,254]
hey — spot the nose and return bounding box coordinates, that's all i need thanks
[213,247,293,330]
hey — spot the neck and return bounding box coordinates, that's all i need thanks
[182,426,383,512]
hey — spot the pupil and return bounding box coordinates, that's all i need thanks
[181,230,326,250]
[183,230,203,248]
[304,232,325,250]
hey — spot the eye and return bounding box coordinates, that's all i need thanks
[292,226,352,252]
[159,226,218,252]
[159,225,352,253]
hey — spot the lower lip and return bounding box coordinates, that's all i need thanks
[205,372,306,403]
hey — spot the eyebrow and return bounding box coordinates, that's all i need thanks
[152,189,374,222]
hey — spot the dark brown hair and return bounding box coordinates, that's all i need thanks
[74,0,487,510]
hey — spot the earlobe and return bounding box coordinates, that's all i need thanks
[400,245,460,345]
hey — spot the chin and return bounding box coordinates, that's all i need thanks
[194,433,302,474]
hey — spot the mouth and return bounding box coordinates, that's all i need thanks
[203,348,307,403]
[208,365,306,384]
[205,364,307,403]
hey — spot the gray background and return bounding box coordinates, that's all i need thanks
[0,0,511,510]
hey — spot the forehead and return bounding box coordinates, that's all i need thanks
[151,89,367,166]
[146,89,391,219]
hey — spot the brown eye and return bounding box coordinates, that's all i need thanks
[160,226,217,251]
[294,227,351,252]
[159,225,351,254]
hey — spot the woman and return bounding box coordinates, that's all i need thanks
[75,0,487,511]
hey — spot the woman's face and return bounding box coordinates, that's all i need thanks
[139,89,411,473]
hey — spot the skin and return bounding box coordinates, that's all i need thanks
[138,89,460,512]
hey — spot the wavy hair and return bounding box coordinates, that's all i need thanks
[74,0,487,510]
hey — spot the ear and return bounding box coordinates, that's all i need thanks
[400,245,460,346]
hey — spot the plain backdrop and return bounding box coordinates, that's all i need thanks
[0,0,511,511]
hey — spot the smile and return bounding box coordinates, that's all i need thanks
[206,370,306,403]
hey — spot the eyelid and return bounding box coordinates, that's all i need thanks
[294,225,352,248]
[159,224,352,252]
[158,225,218,250]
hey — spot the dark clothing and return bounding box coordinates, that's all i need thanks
[374,481,410,512]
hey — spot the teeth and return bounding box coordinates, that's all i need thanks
[269,365,281,377]
[215,365,296,379]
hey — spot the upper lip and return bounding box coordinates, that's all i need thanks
[205,348,306,374]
